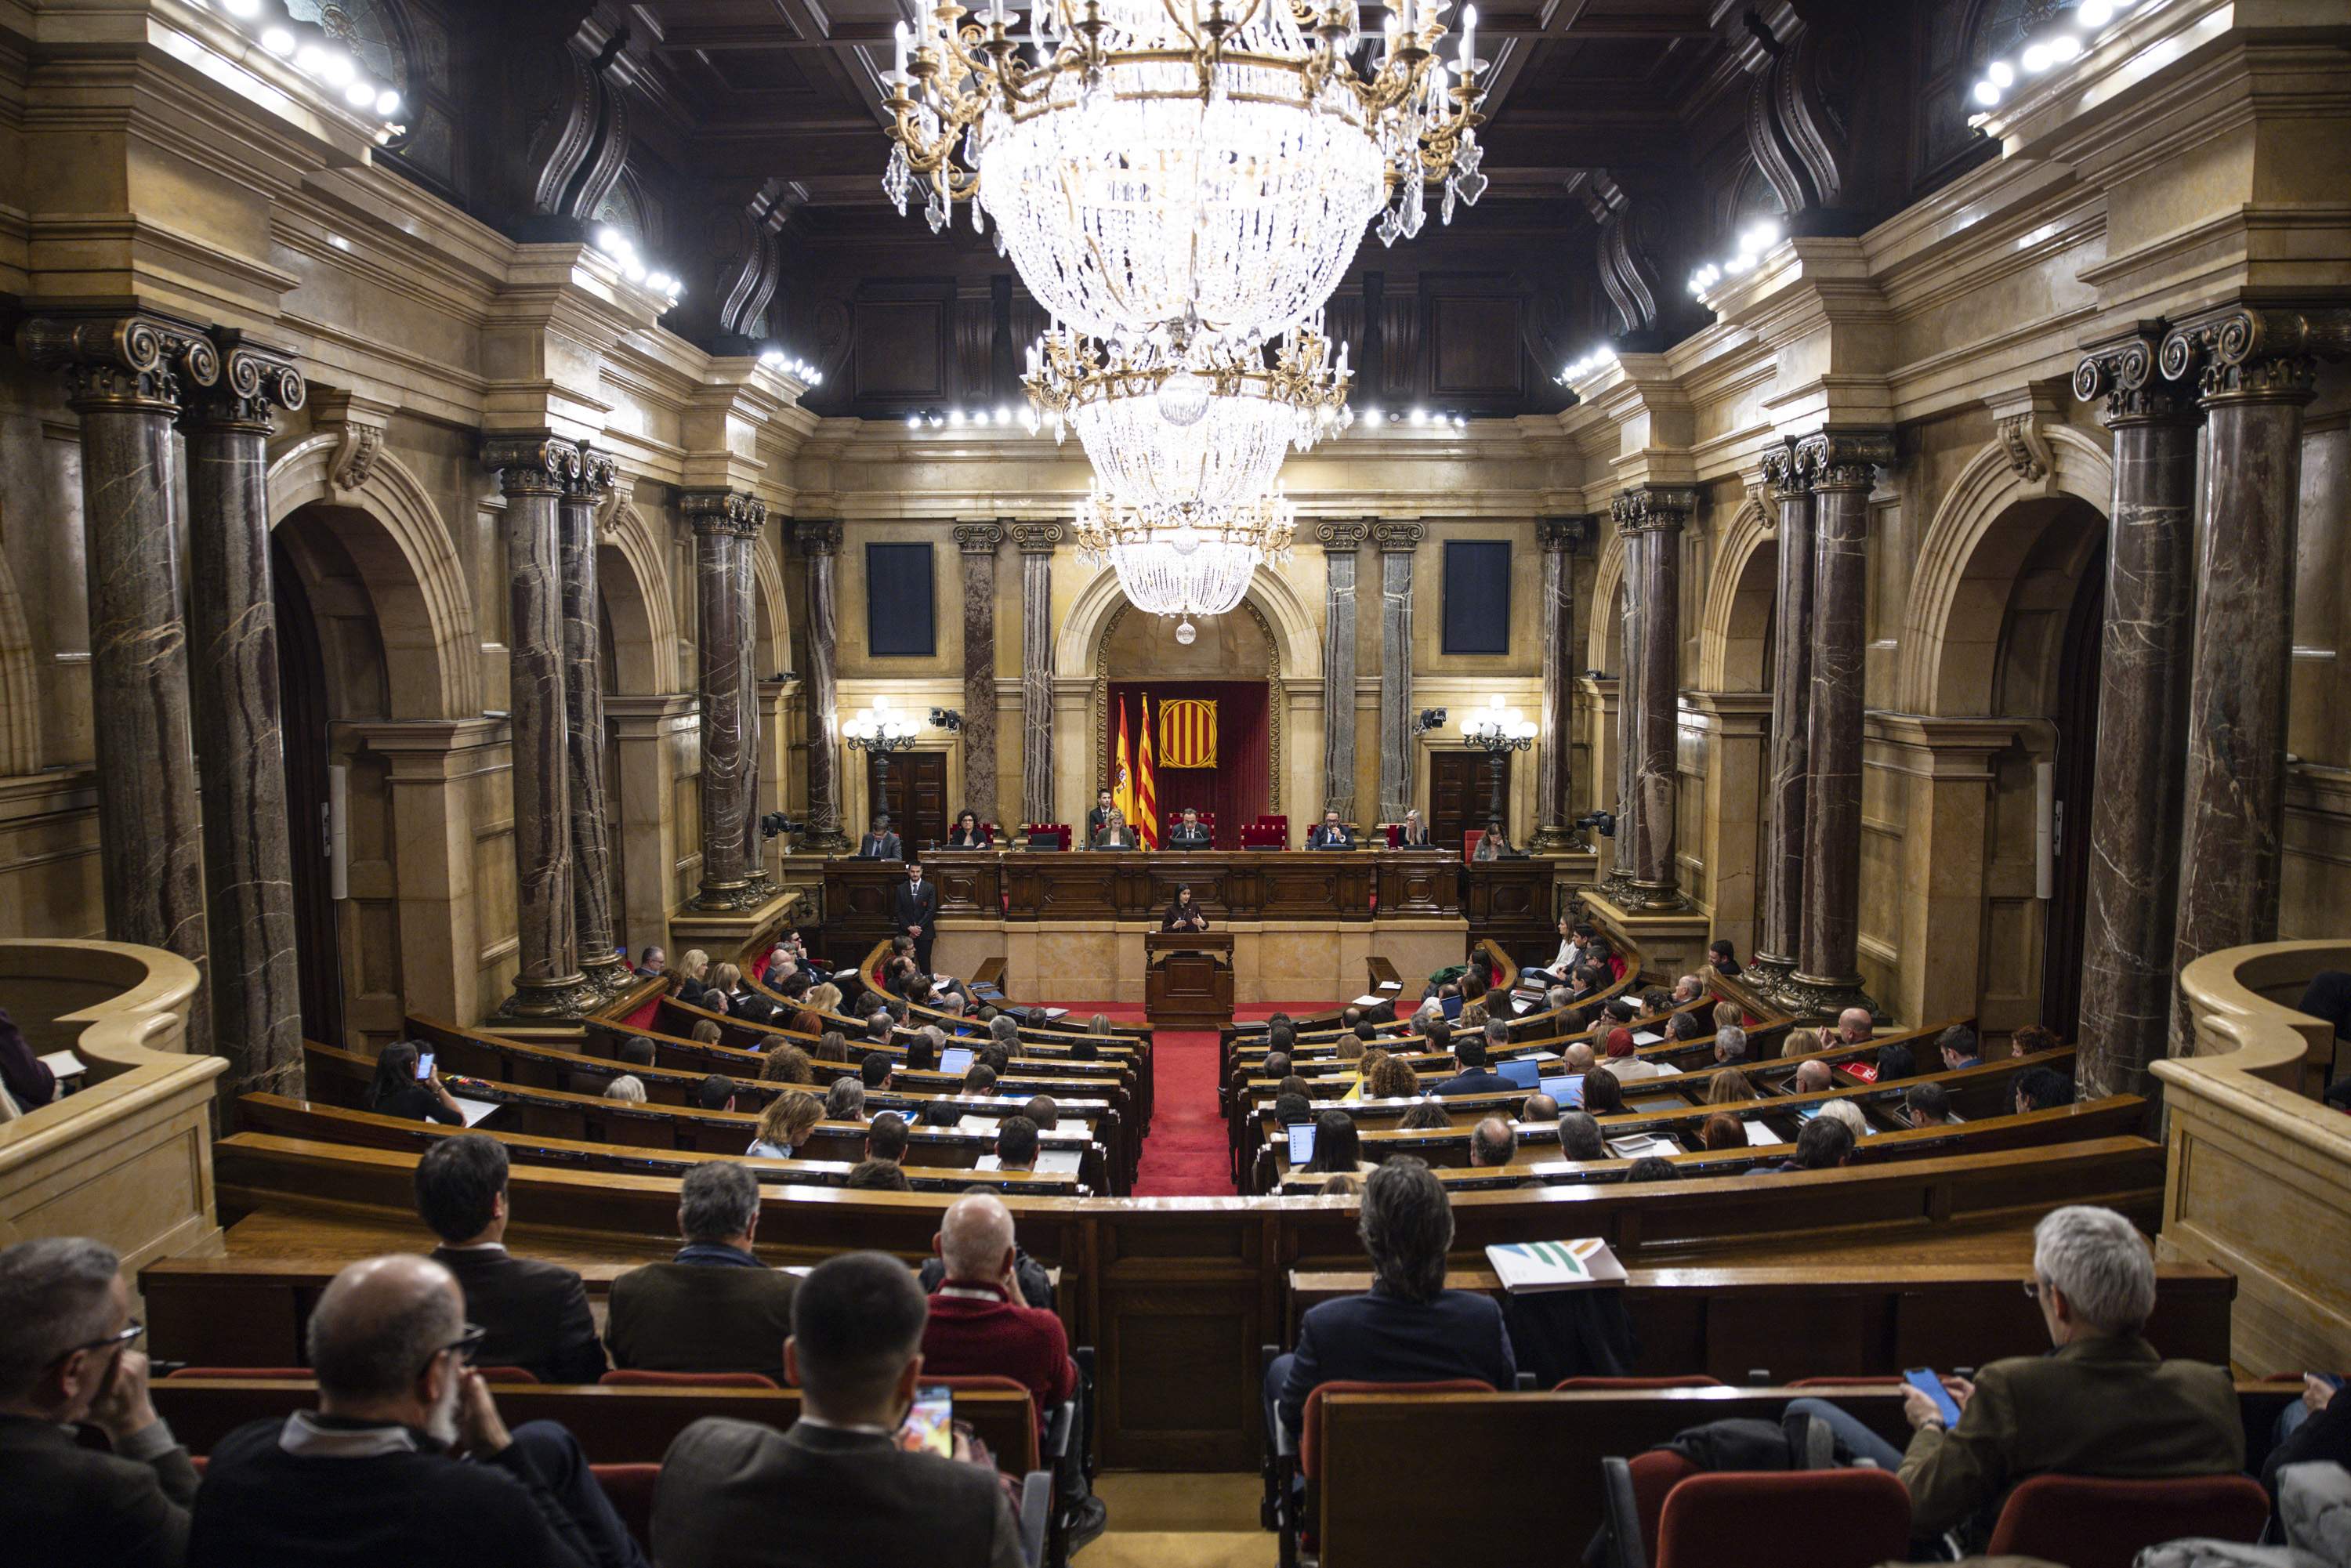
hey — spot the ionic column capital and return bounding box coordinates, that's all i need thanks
[1012,522,1065,555]
[482,433,581,498]
[1794,429,1894,492]
[955,521,1008,556]
[1371,520,1425,553]
[184,331,307,434]
[1611,486,1700,534]
[1315,520,1369,551]
[2075,320,2200,428]
[2161,303,2351,406]
[682,490,767,538]
[18,310,221,416]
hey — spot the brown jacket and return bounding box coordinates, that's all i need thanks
[605,1249,798,1380]
[1898,1334,2244,1541]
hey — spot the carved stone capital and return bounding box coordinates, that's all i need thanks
[2075,321,2198,428]
[1794,429,1894,492]
[2161,304,2351,406]
[1011,521,1064,554]
[1371,521,1425,553]
[1315,520,1369,551]
[1757,436,1807,502]
[955,521,1007,556]
[683,489,767,538]
[183,331,306,433]
[1536,516,1593,553]
[795,518,843,556]
[567,444,621,502]
[482,433,582,497]
[17,311,221,415]
[1610,487,1700,534]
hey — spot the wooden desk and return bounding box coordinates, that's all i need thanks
[1145,931,1235,1027]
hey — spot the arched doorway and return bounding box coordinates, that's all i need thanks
[273,536,341,1048]
[1098,602,1277,846]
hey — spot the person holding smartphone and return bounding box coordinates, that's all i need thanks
[365,1041,465,1125]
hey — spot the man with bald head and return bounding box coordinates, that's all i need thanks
[1792,1059,1835,1095]
[1562,1041,1596,1075]
[190,1254,646,1567]
[1835,1007,1875,1045]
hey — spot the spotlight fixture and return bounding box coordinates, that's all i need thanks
[1687,219,1784,300]
[592,226,685,310]
[929,707,965,733]
[1965,0,2145,119]
[1556,345,1619,386]
[1412,708,1449,735]
[758,348,824,386]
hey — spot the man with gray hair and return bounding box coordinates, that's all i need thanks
[1712,1025,1749,1064]
[1469,1117,1517,1169]
[0,1237,194,1564]
[1786,1205,2241,1549]
[190,1253,646,1566]
[606,1161,798,1382]
[1672,973,1707,1004]
[1557,1110,1607,1161]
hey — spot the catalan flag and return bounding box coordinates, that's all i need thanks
[1158,697,1219,769]
[1136,695,1159,849]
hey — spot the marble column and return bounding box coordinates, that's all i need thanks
[797,519,853,852]
[1612,487,1697,909]
[1317,522,1367,819]
[1373,523,1423,822]
[2164,306,2351,1049]
[1529,516,1590,852]
[1014,524,1063,827]
[560,447,629,990]
[686,491,766,906]
[484,435,594,1019]
[2072,328,2201,1097]
[956,523,1007,824]
[1607,534,1640,892]
[1751,437,1812,993]
[183,332,307,1102]
[734,523,764,889]
[1788,431,1893,1019]
[19,313,220,1058]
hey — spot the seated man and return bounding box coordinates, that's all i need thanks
[0,1237,195,1566]
[415,1135,605,1385]
[1557,1110,1606,1161]
[1707,938,1742,976]
[866,1111,911,1165]
[1671,973,1707,1005]
[919,1193,1104,1545]
[857,813,904,860]
[1777,1117,1854,1171]
[1469,1117,1517,1168]
[190,1254,646,1567]
[1939,1023,1984,1070]
[652,1252,1023,1568]
[1788,1205,2241,1551]
[992,1114,1041,1172]
[1267,1159,1516,1442]
[861,1052,893,1091]
[1791,1058,1834,1094]
[1021,1095,1059,1131]
[1167,806,1212,849]
[606,1162,798,1382]
[633,944,667,980]
[1904,1080,1954,1128]
[1306,808,1355,850]
[1430,1026,1513,1097]
[1519,1093,1559,1124]
[1834,1006,1875,1045]
[1712,1025,1749,1064]
[1561,1041,1596,1075]
[2014,1065,2074,1114]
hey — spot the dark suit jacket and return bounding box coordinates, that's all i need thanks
[1276,1283,1516,1435]
[1306,824,1354,850]
[1433,1066,1515,1097]
[0,1413,196,1568]
[606,1248,798,1380]
[889,879,941,935]
[1166,824,1212,849]
[431,1245,607,1384]
[653,1418,1023,1568]
[859,832,903,859]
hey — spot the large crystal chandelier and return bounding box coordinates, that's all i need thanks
[883,0,1489,349]
[1074,487,1299,616]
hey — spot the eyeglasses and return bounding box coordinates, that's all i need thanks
[420,1321,488,1376]
[2023,1279,2045,1302]
[53,1319,143,1367]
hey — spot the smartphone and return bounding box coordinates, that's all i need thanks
[897,1383,954,1457]
[1904,1367,1962,1427]
[415,1051,436,1081]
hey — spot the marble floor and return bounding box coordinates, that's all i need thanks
[1082,1472,1273,1566]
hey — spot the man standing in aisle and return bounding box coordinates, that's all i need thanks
[890,860,941,975]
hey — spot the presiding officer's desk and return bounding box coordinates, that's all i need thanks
[822,849,1560,1005]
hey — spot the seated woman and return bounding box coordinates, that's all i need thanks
[1163,884,1211,932]
[946,809,993,849]
[1340,1045,1389,1103]
[746,1089,822,1160]
[1473,819,1512,860]
[1298,1108,1378,1176]
[1396,1101,1452,1132]
[368,1041,465,1126]
[672,948,713,1003]
[759,1044,814,1085]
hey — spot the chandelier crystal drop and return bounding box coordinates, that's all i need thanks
[883,0,1490,349]
[1072,485,1297,617]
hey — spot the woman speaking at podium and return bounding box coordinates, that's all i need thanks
[1163,885,1211,933]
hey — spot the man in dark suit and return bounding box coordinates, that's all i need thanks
[607,1163,796,1381]
[0,1237,195,1567]
[652,1251,1026,1568]
[858,813,904,859]
[415,1135,607,1385]
[1266,1159,1516,1441]
[1431,1027,1515,1096]
[1306,808,1354,850]
[1166,805,1212,849]
[889,860,942,973]
[1085,788,1127,849]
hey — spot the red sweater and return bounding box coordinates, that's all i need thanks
[921,1284,1078,1418]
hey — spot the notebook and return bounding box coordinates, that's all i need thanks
[38,1049,89,1078]
[1605,1133,1682,1160]
[1484,1238,1629,1294]
[451,1095,502,1128]
[938,1046,975,1077]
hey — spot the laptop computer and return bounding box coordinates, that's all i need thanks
[1497,1057,1543,1091]
[938,1046,975,1077]
[1284,1120,1317,1166]
[1540,1072,1585,1108]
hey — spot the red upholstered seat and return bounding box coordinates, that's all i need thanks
[591,1462,661,1550]
[1651,1467,1911,1568]
[1554,1375,1725,1391]
[598,1369,777,1389]
[1983,1472,2272,1568]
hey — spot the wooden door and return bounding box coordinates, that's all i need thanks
[1428,751,1511,854]
[273,538,345,1051]
[868,751,948,849]
[2041,544,2105,1041]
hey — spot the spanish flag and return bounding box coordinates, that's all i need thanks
[1114,697,1136,831]
[1136,695,1159,849]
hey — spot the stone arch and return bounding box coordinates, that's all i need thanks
[1053,560,1321,683]
[266,433,481,720]
[1586,525,1628,673]
[0,543,43,775]
[749,534,789,679]
[598,497,678,696]
[1697,497,1777,693]
[1900,424,2112,715]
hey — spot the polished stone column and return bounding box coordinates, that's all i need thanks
[798,519,853,852]
[2072,328,2201,1097]
[560,447,629,991]
[734,525,765,889]
[1013,523,1063,827]
[956,523,1006,824]
[1606,536,1640,892]
[1317,522,1367,819]
[1373,523,1423,822]
[2164,306,2351,1048]
[20,313,220,1058]
[1751,437,1812,994]
[686,491,766,907]
[1612,487,1697,909]
[1788,431,1893,1019]
[183,333,306,1099]
[1529,516,1590,852]
[484,435,594,1019]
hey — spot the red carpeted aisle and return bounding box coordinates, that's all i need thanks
[1075,1001,1338,1197]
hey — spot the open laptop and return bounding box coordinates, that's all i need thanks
[1540,1072,1585,1108]
[1284,1120,1317,1166]
[938,1046,975,1077]
[1497,1056,1544,1091]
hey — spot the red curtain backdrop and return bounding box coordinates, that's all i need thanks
[1106,681,1269,848]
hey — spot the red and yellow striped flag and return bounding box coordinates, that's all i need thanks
[1158,698,1219,768]
[1136,695,1159,849]
[1113,697,1136,829]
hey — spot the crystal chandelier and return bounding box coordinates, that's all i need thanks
[1023,317,1353,525]
[883,0,1489,349]
[1072,486,1297,616]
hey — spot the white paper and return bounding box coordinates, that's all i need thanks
[1352,994,1386,1007]
[451,1095,501,1127]
[1375,980,1402,991]
[1632,1030,1665,1046]
[38,1049,89,1077]
[1605,1133,1680,1160]
[957,1114,1000,1135]
[1041,1008,1069,1019]
[1034,1149,1083,1175]
[1647,1061,1683,1077]
[973,1154,1002,1171]
[1743,1121,1785,1147]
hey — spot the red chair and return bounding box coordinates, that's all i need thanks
[1021,822,1072,851]
[591,1463,661,1551]
[1982,1473,2273,1567]
[598,1369,777,1389]
[1555,1375,1725,1392]
[1599,1452,1911,1568]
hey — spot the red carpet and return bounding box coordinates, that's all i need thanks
[1074,1001,1338,1197]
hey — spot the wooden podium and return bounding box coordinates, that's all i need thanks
[1145,931,1236,1029]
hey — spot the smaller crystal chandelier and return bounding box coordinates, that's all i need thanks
[1072,487,1298,617]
